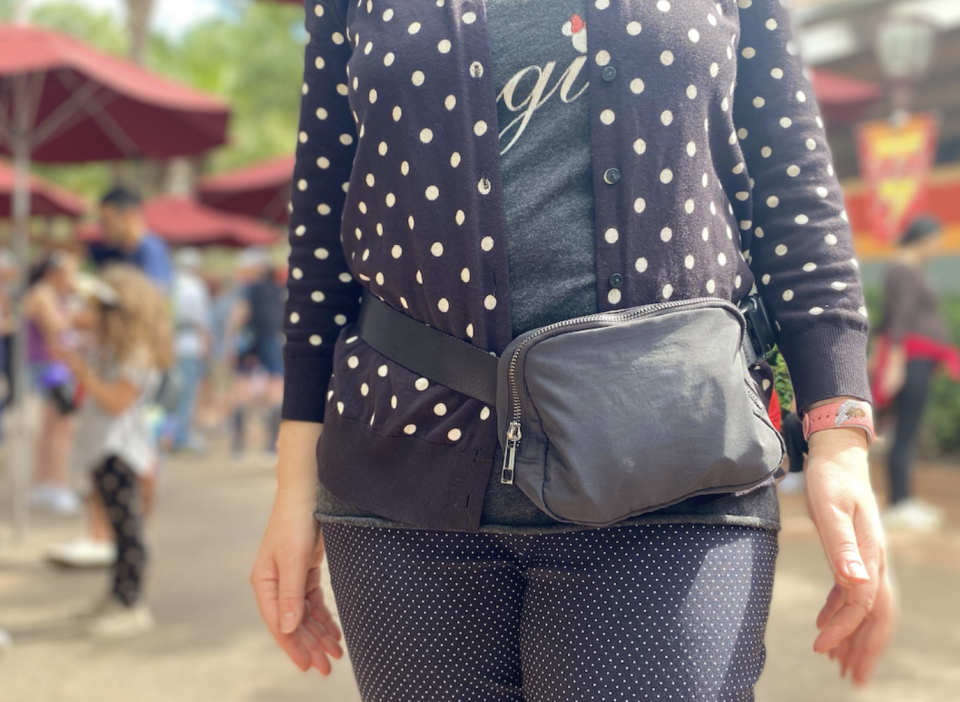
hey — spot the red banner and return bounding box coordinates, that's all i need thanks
[855,113,939,243]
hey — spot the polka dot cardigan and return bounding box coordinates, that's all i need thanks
[284,0,871,531]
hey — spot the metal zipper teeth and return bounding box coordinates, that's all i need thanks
[505,297,744,426]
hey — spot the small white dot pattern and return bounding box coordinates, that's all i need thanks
[324,523,778,701]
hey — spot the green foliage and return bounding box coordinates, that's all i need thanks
[30,1,128,55]
[769,348,794,414]
[149,2,305,172]
[22,0,305,205]
[920,294,960,457]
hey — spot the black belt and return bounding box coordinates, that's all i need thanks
[356,289,774,408]
[356,290,500,406]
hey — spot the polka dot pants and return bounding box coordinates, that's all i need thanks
[323,522,778,701]
[93,456,146,607]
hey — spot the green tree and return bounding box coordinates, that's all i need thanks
[18,1,306,205]
[150,1,305,172]
[29,1,128,55]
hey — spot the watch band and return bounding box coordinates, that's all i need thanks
[802,400,875,444]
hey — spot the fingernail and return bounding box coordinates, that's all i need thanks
[847,562,869,581]
[281,612,298,634]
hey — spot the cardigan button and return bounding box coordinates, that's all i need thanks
[603,167,621,184]
[602,66,617,82]
[609,273,624,288]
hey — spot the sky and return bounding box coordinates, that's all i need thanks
[25,0,229,37]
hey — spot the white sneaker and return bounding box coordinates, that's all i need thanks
[907,497,947,519]
[46,537,117,568]
[48,487,81,515]
[777,471,806,495]
[882,498,946,533]
[85,600,154,640]
[29,485,81,515]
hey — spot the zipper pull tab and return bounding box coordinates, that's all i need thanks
[501,421,522,484]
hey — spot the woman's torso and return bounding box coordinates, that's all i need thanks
[313,0,782,533]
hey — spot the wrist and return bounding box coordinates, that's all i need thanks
[802,398,874,446]
[807,426,869,452]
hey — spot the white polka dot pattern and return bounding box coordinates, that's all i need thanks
[324,522,778,701]
[284,0,871,528]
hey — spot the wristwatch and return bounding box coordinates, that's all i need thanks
[802,399,875,444]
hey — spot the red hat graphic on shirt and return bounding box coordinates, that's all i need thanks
[561,14,588,54]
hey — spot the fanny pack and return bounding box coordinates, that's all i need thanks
[357,290,785,528]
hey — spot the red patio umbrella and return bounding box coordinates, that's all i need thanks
[0,159,84,218]
[0,24,230,163]
[78,195,280,248]
[0,22,230,539]
[197,155,294,225]
[810,69,882,127]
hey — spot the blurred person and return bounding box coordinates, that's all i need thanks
[205,273,244,426]
[872,216,960,532]
[229,249,284,457]
[53,264,173,639]
[253,1,895,695]
[90,187,172,291]
[51,189,174,567]
[23,250,82,515]
[169,247,212,453]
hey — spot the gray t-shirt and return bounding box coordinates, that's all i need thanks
[488,0,598,338]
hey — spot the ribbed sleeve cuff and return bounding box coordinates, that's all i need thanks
[281,353,333,424]
[778,324,872,413]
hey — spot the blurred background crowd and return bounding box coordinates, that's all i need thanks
[0,0,959,700]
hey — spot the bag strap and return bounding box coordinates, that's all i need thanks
[356,289,764,408]
[356,289,499,406]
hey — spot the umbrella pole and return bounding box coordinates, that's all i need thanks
[7,113,33,544]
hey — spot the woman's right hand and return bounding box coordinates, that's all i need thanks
[251,421,343,675]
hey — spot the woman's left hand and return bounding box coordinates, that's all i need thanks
[804,426,897,686]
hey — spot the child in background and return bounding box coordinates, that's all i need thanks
[53,264,173,639]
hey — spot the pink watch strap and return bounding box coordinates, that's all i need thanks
[802,400,875,444]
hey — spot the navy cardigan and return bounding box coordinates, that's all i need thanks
[282,0,871,531]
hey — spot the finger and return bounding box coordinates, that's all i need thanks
[851,598,895,686]
[814,599,870,653]
[252,559,312,671]
[837,636,853,678]
[306,585,342,641]
[303,599,343,655]
[303,605,344,662]
[296,625,332,676]
[819,509,871,586]
[852,623,886,688]
[817,584,845,631]
[278,550,309,635]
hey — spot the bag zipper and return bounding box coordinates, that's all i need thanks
[501,297,746,484]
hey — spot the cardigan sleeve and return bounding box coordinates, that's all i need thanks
[281,0,361,423]
[733,0,871,412]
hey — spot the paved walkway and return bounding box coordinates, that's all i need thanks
[1,451,958,701]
